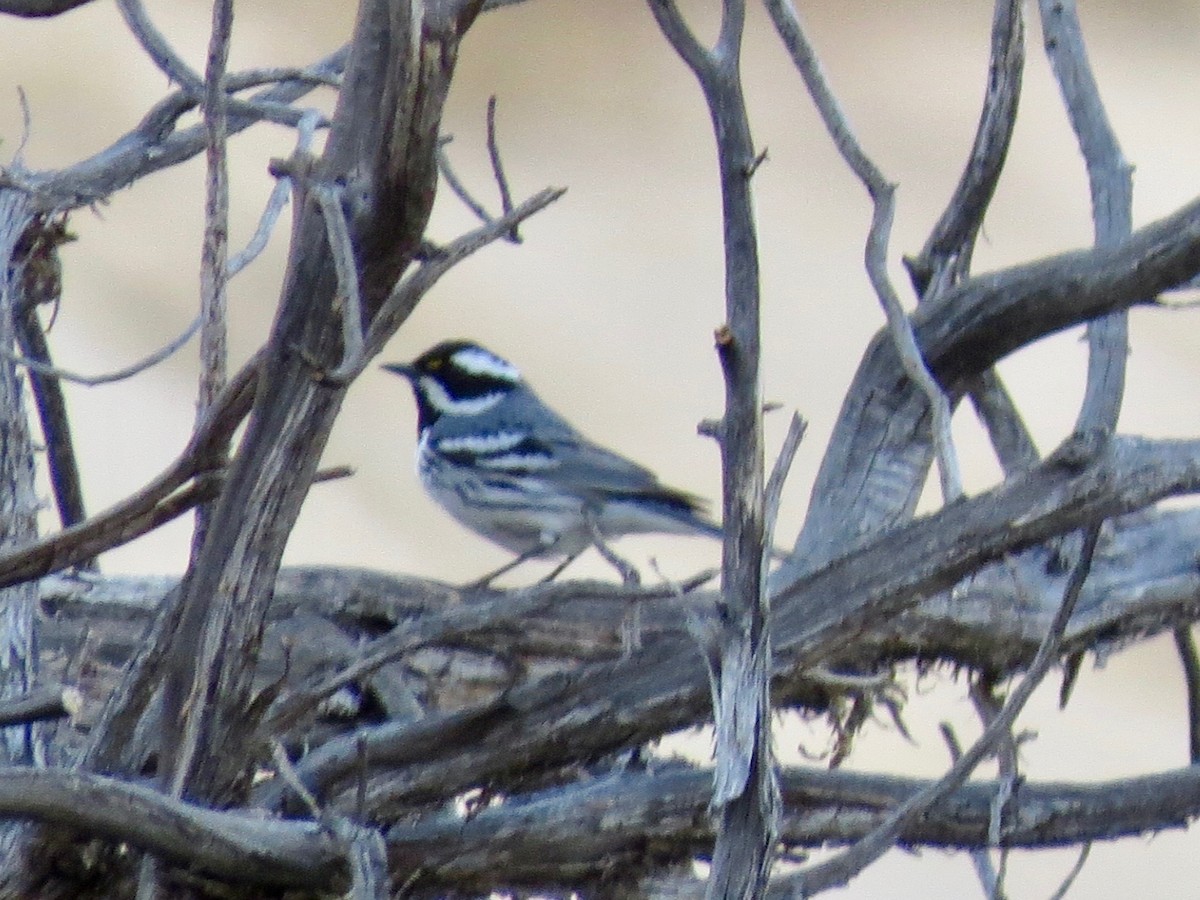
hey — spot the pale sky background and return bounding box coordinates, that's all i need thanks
[3,1,1200,896]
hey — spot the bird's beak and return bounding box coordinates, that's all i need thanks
[382,362,417,381]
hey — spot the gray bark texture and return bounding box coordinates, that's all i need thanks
[0,0,1199,897]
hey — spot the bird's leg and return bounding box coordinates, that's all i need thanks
[465,535,564,592]
[539,549,584,583]
[465,543,546,590]
[583,510,640,587]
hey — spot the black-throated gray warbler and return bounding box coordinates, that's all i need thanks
[384,340,721,579]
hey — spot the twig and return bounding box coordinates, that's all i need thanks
[5,111,312,389]
[939,723,1004,900]
[226,109,322,278]
[648,2,775,898]
[0,767,343,888]
[314,183,365,382]
[436,97,523,244]
[904,0,1024,298]
[763,413,806,569]
[12,218,90,544]
[1038,0,1132,437]
[485,96,520,242]
[333,819,389,900]
[12,47,348,211]
[361,186,566,363]
[1173,626,1200,764]
[900,0,1036,479]
[191,0,234,562]
[773,523,1104,896]
[271,740,323,823]
[0,352,259,590]
[764,0,963,503]
[116,0,205,97]
[116,0,309,131]
[437,137,492,226]
[0,314,203,386]
[0,684,81,727]
[969,678,1020,851]
[1046,843,1091,900]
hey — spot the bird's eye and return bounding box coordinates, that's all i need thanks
[428,358,443,371]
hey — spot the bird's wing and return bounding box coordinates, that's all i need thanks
[536,434,712,515]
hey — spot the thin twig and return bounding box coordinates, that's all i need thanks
[904,0,1024,298]
[12,47,347,211]
[116,0,205,98]
[1046,843,1091,900]
[0,315,202,386]
[437,137,493,226]
[900,0,1036,479]
[12,218,91,544]
[763,413,806,569]
[1173,626,1200,764]
[764,0,963,503]
[1038,0,1132,438]
[361,186,566,363]
[0,685,81,727]
[271,740,324,823]
[116,0,313,130]
[939,723,1004,900]
[227,110,320,278]
[314,183,365,382]
[485,96,520,242]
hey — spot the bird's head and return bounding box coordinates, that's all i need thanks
[383,340,524,431]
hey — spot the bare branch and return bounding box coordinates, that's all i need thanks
[1173,627,1200,764]
[904,0,1025,296]
[313,182,366,381]
[764,0,962,503]
[776,524,1103,895]
[115,0,205,98]
[10,216,90,542]
[377,762,1200,894]
[788,191,1200,573]
[263,434,1200,820]
[361,186,566,362]
[0,353,259,589]
[437,138,492,225]
[0,685,79,727]
[0,314,202,386]
[485,96,520,241]
[646,0,714,79]
[8,48,347,210]
[1038,0,1133,437]
[763,413,806,566]
[0,768,343,889]
[1047,844,1091,900]
[648,1,775,895]
[188,0,235,566]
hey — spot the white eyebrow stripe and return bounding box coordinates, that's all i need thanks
[436,430,528,455]
[419,378,505,416]
[450,346,521,382]
[476,451,558,471]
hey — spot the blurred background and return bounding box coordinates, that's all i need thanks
[3,0,1200,895]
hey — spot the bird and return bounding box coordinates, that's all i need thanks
[383,339,721,582]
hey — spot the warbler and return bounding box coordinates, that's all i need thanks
[384,340,720,580]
